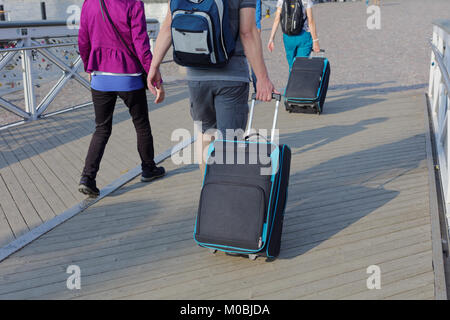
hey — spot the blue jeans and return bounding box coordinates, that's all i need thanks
[283,31,313,71]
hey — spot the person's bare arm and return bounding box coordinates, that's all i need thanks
[239,7,277,101]
[306,7,320,53]
[147,2,173,101]
[149,4,173,70]
[267,7,282,52]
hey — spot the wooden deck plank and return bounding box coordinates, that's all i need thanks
[0,174,28,238]
[342,272,435,300]
[0,142,42,230]
[0,225,432,299]
[11,124,86,208]
[0,209,430,287]
[0,134,55,221]
[112,243,432,300]
[209,251,432,300]
[0,195,429,277]
[385,283,435,300]
[16,122,87,191]
[7,125,78,208]
[2,129,70,215]
[0,201,15,246]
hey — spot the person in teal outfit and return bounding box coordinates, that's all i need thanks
[267,0,320,71]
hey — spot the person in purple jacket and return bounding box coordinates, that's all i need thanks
[78,0,165,197]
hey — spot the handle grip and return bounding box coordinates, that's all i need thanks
[246,92,282,143]
[312,49,326,57]
[251,92,282,101]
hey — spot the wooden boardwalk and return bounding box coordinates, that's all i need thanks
[0,0,448,300]
[0,87,441,299]
[0,81,191,247]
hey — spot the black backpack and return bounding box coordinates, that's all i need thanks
[280,0,306,36]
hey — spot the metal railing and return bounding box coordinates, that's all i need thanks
[428,19,450,230]
[0,19,159,130]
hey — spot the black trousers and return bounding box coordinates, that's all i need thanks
[82,88,156,179]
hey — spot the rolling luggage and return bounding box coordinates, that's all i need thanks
[284,54,330,114]
[194,93,291,260]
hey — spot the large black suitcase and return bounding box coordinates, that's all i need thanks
[194,94,291,260]
[284,55,330,114]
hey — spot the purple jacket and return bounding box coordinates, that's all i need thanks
[78,0,152,74]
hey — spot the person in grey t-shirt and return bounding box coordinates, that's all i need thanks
[148,0,278,177]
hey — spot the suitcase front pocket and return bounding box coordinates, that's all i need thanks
[195,182,267,251]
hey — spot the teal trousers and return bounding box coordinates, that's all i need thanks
[283,31,313,71]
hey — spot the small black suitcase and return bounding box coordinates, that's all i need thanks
[194,94,291,260]
[284,55,330,114]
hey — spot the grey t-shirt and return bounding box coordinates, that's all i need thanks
[186,0,256,82]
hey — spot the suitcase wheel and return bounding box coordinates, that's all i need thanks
[248,254,258,261]
[209,249,217,254]
[315,104,321,115]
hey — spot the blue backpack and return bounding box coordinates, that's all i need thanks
[170,0,236,68]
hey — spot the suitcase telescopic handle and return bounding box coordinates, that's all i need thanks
[246,92,282,143]
[312,49,326,57]
[251,92,281,101]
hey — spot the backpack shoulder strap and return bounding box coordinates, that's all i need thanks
[100,0,144,72]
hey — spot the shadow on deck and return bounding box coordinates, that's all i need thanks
[0,87,439,300]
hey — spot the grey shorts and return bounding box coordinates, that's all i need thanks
[188,81,249,135]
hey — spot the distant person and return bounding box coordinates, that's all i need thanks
[148,0,278,177]
[267,0,321,71]
[78,0,165,196]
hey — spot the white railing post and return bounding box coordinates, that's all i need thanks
[428,20,450,231]
[429,26,439,101]
[21,35,37,120]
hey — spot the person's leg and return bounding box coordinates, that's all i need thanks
[118,89,155,169]
[82,89,117,180]
[118,89,165,182]
[295,31,313,58]
[188,81,217,177]
[195,126,216,179]
[283,33,297,72]
[80,89,117,196]
[214,81,249,137]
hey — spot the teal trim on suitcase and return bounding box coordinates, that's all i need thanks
[201,142,216,188]
[315,59,329,110]
[193,139,281,255]
[270,147,280,181]
[266,144,290,258]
